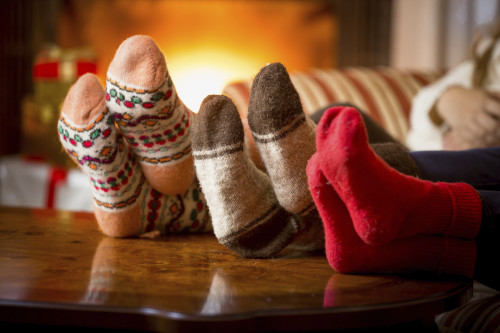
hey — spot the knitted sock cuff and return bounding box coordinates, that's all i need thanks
[446,182,483,238]
[413,237,476,277]
[424,182,482,240]
[439,238,477,278]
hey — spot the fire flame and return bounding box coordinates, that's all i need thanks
[166,48,262,112]
[57,1,336,113]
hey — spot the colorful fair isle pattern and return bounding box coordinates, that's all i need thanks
[139,180,212,235]
[58,109,146,211]
[105,74,192,165]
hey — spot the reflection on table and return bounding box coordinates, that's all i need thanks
[0,206,472,332]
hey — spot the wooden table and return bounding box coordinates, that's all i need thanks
[0,206,472,332]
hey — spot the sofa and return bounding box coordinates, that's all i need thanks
[223,66,441,145]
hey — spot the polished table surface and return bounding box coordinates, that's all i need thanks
[0,206,472,332]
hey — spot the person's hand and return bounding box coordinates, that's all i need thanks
[436,86,500,149]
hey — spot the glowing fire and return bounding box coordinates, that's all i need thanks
[57,1,336,113]
[166,48,263,112]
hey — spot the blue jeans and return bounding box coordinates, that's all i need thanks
[410,148,500,190]
[410,147,500,217]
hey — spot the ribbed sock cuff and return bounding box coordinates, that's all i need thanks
[439,237,477,278]
[414,237,476,277]
[446,182,483,238]
[424,182,482,240]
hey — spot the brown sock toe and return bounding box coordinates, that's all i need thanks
[371,142,422,178]
[192,95,244,151]
[248,62,304,134]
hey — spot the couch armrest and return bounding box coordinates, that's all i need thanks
[223,67,440,144]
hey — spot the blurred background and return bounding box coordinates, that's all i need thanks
[0,0,499,210]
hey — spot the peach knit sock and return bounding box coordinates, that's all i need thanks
[106,35,194,195]
[58,74,211,237]
[58,74,143,237]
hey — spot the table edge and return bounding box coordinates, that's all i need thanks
[0,279,473,332]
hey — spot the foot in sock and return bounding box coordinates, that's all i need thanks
[306,153,477,277]
[248,63,324,250]
[58,73,145,237]
[106,35,194,195]
[314,106,482,245]
[192,95,298,258]
[58,74,211,237]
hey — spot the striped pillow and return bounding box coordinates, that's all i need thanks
[222,67,440,143]
[436,282,500,333]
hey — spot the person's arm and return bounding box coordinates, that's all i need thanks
[436,87,500,150]
[406,61,474,151]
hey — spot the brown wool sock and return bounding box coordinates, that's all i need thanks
[371,142,422,178]
[247,63,324,251]
[106,35,194,195]
[192,95,298,258]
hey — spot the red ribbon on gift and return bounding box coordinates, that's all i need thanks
[46,167,68,208]
[33,60,97,80]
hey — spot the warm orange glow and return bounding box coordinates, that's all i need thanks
[166,48,264,112]
[57,1,337,110]
[172,63,228,113]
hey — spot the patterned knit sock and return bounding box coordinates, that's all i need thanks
[315,106,482,246]
[106,35,194,195]
[247,62,324,251]
[58,74,212,237]
[306,153,477,277]
[192,95,298,258]
[58,73,145,237]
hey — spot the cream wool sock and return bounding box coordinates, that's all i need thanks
[106,35,194,195]
[248,63,324,250]
[58,74,211,237]
[192,95,298,258]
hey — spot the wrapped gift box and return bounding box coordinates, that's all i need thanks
[0,156,93,211]
[21,45,97,167]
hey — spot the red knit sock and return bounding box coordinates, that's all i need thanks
[314,106,482,246]
[306,153,477,277]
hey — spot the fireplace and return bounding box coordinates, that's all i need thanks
[56,0,339,112]
[0,0,392,159]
